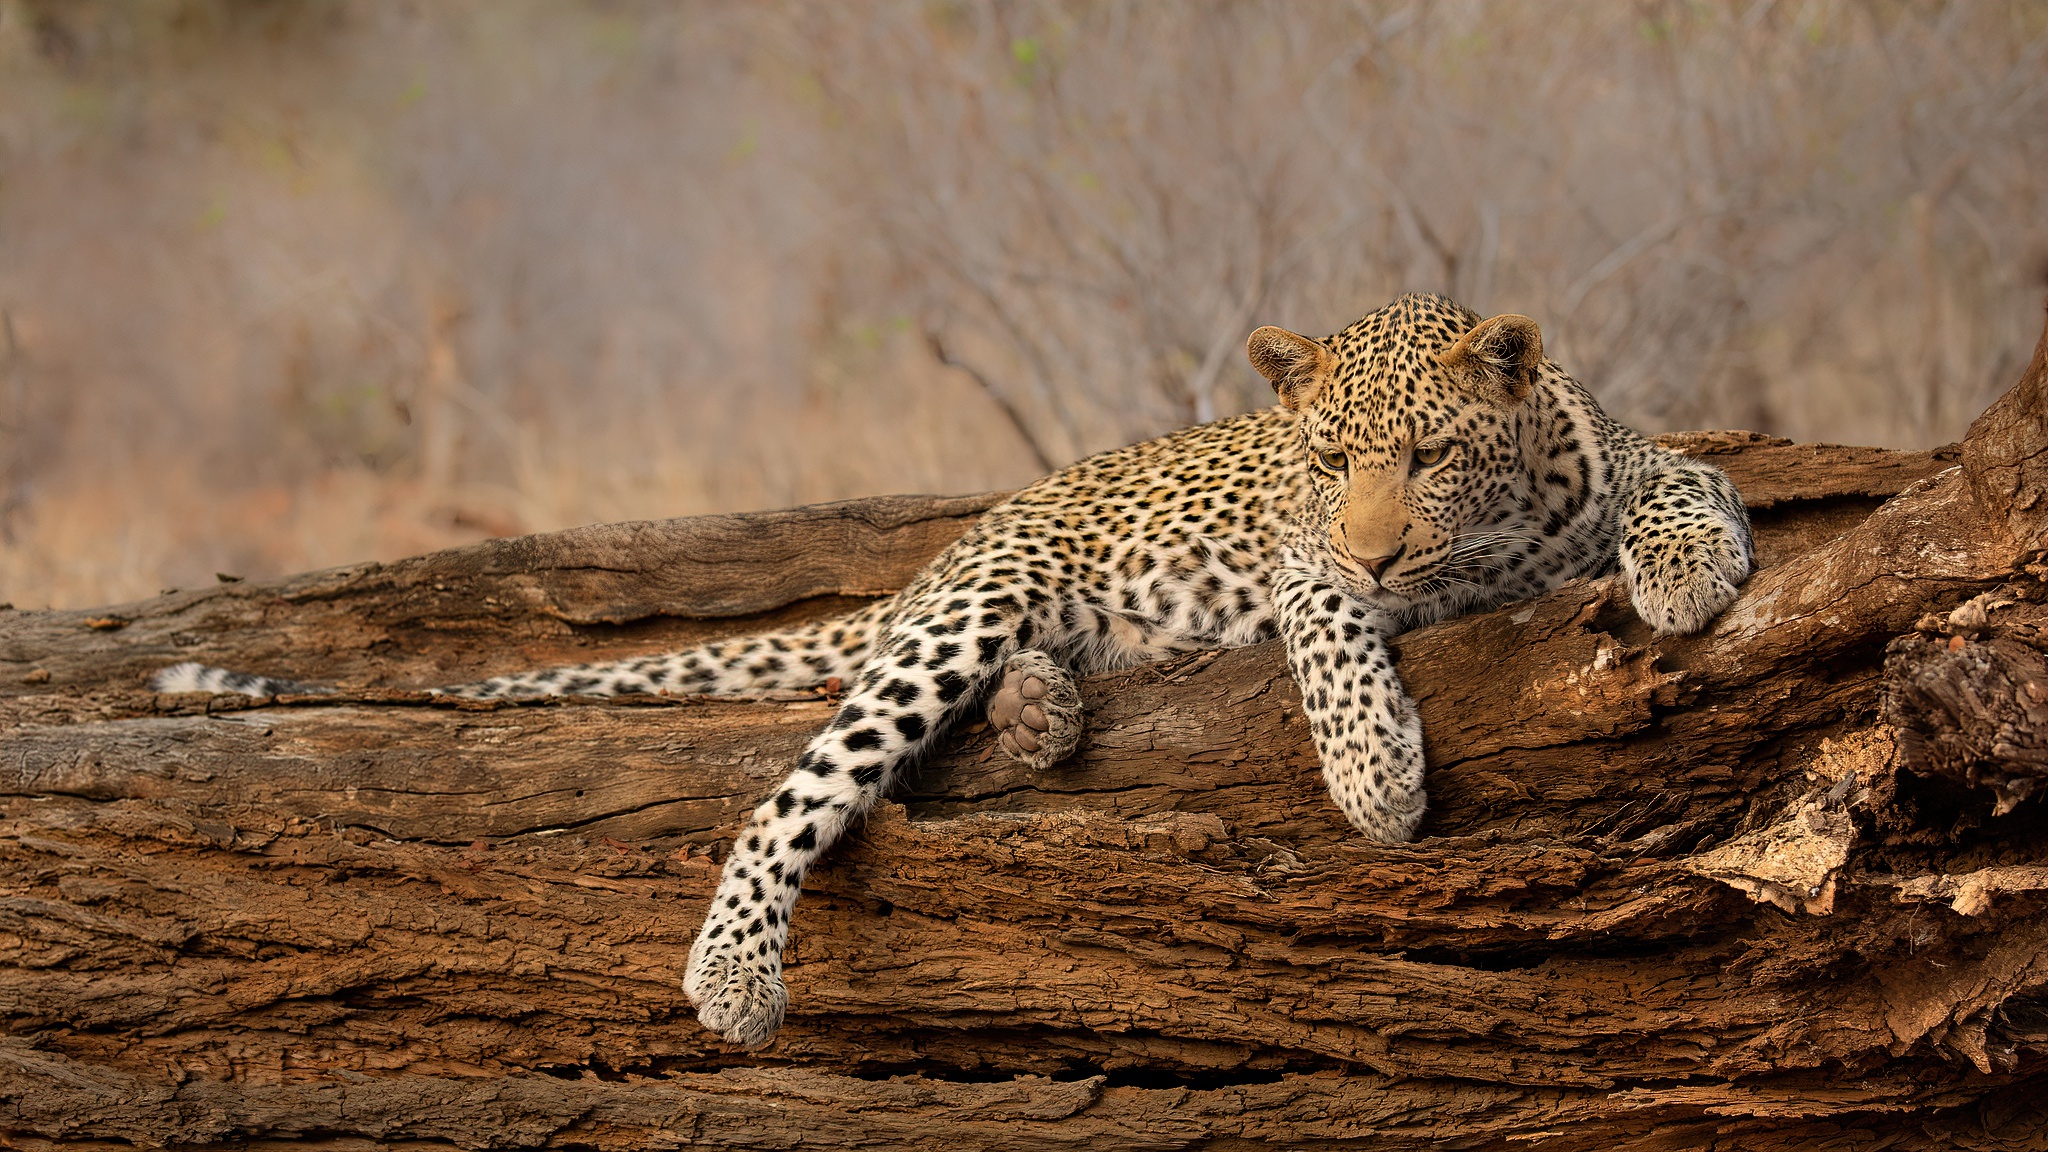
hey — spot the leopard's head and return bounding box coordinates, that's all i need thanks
[1248,292,1553,605]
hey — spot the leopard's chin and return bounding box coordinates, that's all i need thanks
[1372,575,1426,603]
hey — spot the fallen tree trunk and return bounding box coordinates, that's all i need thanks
[2,320,2047,1148]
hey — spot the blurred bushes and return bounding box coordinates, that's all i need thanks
[0,0,2043,606]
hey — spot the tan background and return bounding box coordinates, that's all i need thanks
[1,0,2044,609]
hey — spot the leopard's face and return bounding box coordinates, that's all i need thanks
[1248,292,1552,606]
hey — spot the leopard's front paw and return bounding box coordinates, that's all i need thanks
[1338,738,1427,844]
[684,931,787,1049]
[987,649,1084,771]
[1320,691,1427,844]
[1625,523,1751,636]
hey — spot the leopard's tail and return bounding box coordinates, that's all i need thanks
[149,662,334,697]
[149,597,896,701]
[442,597,895,700]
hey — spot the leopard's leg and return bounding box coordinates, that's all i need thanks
[1272,564,1425,843]
[683,581,1043,1048]
[1620,460,1754,636]
[986,649,1084,771]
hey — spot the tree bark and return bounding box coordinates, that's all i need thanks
[4,320,2048,1149]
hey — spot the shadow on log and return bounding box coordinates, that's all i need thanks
[4,315,2048,1148]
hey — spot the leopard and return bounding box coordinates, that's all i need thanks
[152,292,1755,1050]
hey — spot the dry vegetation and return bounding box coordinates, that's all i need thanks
[0,0,2044,609]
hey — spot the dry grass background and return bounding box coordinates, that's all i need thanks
[0,0,2044,610]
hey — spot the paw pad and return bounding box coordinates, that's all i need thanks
[987,649,1084,770]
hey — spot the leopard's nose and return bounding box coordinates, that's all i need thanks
[1361,546,1405,580]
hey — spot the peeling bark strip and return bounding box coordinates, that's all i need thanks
[4,314,2048,1149]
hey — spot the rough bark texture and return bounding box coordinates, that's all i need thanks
[4,321,2048,1149]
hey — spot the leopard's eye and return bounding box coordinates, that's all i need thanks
[1313,448,1349,475]
[1413,441,1451,469]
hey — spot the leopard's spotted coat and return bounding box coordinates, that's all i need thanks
[153,292,1754,1049]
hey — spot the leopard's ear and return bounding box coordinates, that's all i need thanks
[1441,314,1544,407]
[1247,326,1336,412]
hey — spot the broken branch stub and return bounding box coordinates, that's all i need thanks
[1886,592,2048,816]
